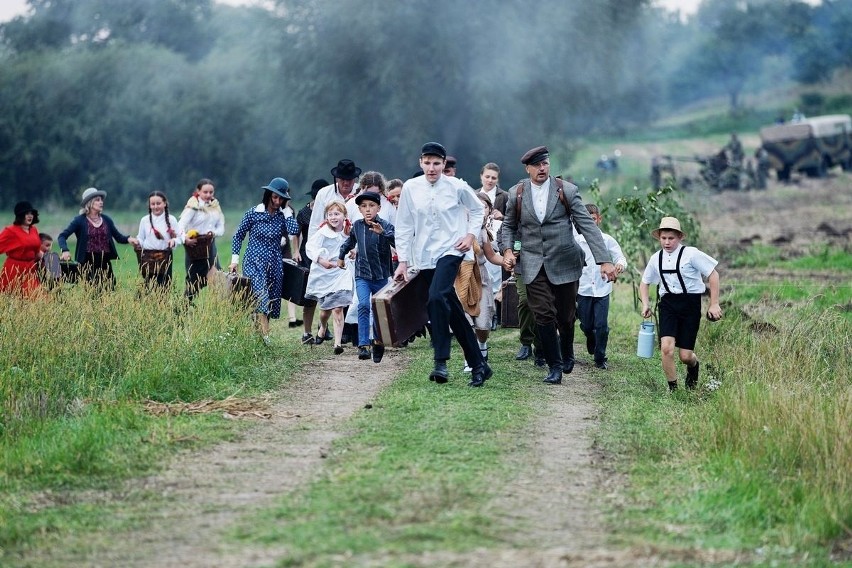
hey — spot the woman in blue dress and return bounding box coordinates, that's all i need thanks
[229,178,299,343]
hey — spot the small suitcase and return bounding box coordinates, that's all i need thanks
[371,272,429,347]
[281,259,309,305]
[40,252,80,286]
[501,277,520,328]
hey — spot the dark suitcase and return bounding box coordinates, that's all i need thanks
[227,272,253,305]
[281,259,309,306]
[501,277,520,328]
[371,272,429,347]
[40,252,80,285]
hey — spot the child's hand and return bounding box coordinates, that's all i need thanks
[368,221,383,234]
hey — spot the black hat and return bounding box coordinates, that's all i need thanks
[445,155,457,167]
[331,159,362,180]
[355,191,381,206]
[309,178,329,199]
[261,177,291,200]
[14,201,36,217]
[521,145,550,165]
[420,142,447,159]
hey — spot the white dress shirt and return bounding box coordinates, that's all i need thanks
[642,244,718,296]
[395,174,483,270]
[577,231,627,297]
[529,178,550,222]
[177,200,225,237]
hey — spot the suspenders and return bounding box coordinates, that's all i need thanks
[658,246,688,294]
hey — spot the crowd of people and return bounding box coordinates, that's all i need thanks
[1,141,722,390]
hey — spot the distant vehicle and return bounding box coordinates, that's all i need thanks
[759,114,852,181]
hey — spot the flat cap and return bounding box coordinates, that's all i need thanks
[420,142,447,159]
[520,145,550,165]
[445,155,457,167]
[355,191,381,206]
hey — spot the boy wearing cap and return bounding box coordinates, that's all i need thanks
[501,145,617,385]
[640,216,722,390]
[394,142,491,387]
[337,191,395,362]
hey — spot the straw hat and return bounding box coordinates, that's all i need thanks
[651,216,684,239]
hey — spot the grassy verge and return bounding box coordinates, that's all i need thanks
[0,254,306,556]
[598,273,850,566]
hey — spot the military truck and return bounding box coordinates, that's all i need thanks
[759,114,852,181]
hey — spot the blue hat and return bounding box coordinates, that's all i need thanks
[262,177,291,200]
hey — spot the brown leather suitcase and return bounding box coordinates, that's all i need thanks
[501,277,520,328]
[371,272,429,347]
[281,259,309,306]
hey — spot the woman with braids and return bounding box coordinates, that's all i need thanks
[59,187,139,290]
[178,178,225,302]
[134,191,184,292]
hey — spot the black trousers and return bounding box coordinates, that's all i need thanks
[526,268,578,343]
[421,255,483,367]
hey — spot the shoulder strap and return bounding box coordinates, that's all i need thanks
[554,178,571,218]
[514,182,525,219]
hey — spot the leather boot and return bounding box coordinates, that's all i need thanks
[429,360,449,384]
[468,362,493,387]
[537,323,563,385]
[560,327,575,374]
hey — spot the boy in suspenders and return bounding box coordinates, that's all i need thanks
[640,217,723,390]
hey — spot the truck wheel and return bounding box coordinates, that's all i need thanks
[778,166,791,182]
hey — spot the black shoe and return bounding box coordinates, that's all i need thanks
[686,361,700,389]
[586,334,595,355]
[594,361,608,370]
[468,362,493,387]
[334,345,344,355]
[301,333,314,345]
[533,348,546,368]
[429,361,449,384]
[315,326,330,345]
[563,357,575,374]
[515,345,532,360]
[288,319,303,328]
[543,368,562,385]
[372,343,385,363]
[358,346,370,360]
[668,380,678,391]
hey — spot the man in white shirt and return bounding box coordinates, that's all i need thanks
[308,159,362,240]
[394,142,490,387]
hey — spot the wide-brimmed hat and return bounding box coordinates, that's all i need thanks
[81,187,107,207]
[330,159,362,180]
[651,216,685,239]
[14,201,37,217]
[308,178,329,199]
[262,177,291,200]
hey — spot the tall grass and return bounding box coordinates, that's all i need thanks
[601,283,851,563]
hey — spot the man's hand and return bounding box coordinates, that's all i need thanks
[336,258,345,269]
[502,250,516,271]
[454,233,475,253]
[600,262,617,282]
[393,261,409,282]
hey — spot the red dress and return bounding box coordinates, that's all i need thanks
[0,223,42,295]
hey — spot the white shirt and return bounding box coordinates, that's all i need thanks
[177,200,225,238]
[530,178,550,222]
[577,231,627,297]
[308,183,359,240]
[395,174,483,270]
[136,212,184,251]
[641,244,717,296]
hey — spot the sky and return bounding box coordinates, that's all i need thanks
[0,0,702,24]
[0,0,262,23]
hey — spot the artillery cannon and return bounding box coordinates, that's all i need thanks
[651,151,750,192]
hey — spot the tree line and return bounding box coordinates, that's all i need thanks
[1,0,849,210]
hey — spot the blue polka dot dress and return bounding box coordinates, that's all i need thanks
[231,205,299,319]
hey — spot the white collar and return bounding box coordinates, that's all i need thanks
[254,204,283,214]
